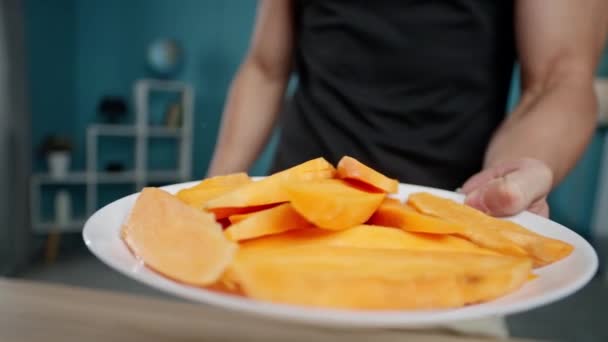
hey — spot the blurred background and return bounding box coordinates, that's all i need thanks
[1,1,608,341]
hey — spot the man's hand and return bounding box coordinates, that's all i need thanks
[461,158,553,217]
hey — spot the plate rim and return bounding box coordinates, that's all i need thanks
[82,180,598,328]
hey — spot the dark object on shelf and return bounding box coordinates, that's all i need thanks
[38,135,73,157]
[98,96,128,123]
[105,162,126,173]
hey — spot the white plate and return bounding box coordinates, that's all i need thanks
[83,180,597,328]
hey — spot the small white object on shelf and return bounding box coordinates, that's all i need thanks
[48,151,70,179]
[54,190,72,227]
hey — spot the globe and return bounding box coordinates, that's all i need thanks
[146,39,183,78]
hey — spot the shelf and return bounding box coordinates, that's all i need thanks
[89,124,183,138]
[90,124,134,136]
[33,219,86,234]
[32,171,134,184]
[96,171,137,183]
[32,171,183,185]
[136,78,191,92]
[31,172,88,184]
[149,126,183,137]
[147,171,183,183]
[30,78,193,236]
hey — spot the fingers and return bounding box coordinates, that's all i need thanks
[527,198,550,218]
[465,177,524,216]
[464,159,553,217]
[460,160,522,194]
[460,168,500,194]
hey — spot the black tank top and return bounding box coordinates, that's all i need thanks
[270,0,515,190]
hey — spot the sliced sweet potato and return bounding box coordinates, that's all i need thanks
[285,179,385,230]
[177,185,241,209]
[408,192,573,267]
[205,270,246,296]
[480,218,574,267]
[237,225,498,257]
[230,246,532,310]
[382,197,403,206]
[459,225,529,258]
[368,199,526,257]
[408,192,487,223]
[207,203,279,220]
[205,158,335,210]
[224,203,312,241]
[336,156,399,193]
[122,188,237,286]
[191,172,251,189]
[492,228,573,267]
[205,279,245,296]
[228,212,253,224]
[234,228,329,255]
[176,173,251,209]
[369,199,465,234]
[320,225,499,255]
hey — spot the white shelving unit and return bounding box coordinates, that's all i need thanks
[31,79,194,233]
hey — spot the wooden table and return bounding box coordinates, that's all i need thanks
[0,278,540,342]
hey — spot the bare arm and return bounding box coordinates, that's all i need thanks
[486,0,608,182]
[206,0,293,177]
[463,0,608,216]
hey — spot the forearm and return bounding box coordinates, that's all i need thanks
[207,60,288,177]
[463,0,607,216]
[485,73,597,185]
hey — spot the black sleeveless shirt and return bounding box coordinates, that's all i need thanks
[270,0,516,190]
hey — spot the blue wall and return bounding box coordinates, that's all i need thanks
[25,0,77,170]
[26,0,262,176]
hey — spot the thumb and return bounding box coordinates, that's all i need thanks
[465,161,553,217]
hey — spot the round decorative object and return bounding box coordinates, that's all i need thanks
[146,39,183,78]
